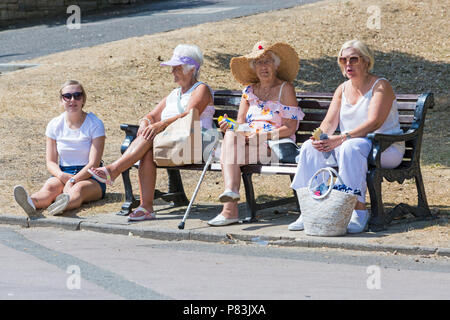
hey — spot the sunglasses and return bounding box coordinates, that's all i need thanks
[61,92,83,101]
[254,58,274,66]
[338,56,362,65]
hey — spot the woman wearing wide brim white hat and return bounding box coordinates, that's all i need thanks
[207,40,305,227]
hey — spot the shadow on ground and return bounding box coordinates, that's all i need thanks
[207,50,449,166]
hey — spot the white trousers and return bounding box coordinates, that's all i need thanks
[290,138,404,203]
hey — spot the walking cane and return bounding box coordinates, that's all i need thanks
[178,139,220,230]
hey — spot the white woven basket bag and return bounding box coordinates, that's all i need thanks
[297,167,357,236]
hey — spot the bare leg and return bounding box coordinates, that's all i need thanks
[65,180,103,211]
[30,177,65,209]
[137,148,157,213]
[91,136,152,181]
[219,131,268,219]
[221,131,243,193]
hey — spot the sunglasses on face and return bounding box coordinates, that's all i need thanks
[338,56,362,65]
[61,92,83,101]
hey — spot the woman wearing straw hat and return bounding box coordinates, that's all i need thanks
[88,44,218,221]
[207,41,305,227]
[290,40,405,233]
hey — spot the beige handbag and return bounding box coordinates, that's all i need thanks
[153,108,203,166]
[297,167,357,236]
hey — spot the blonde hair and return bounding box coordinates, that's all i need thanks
[59,80,87,106]
[338,40,374,76]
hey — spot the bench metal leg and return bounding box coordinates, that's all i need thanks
[167,169,189,206]
[366,169,386,231]
[118,168,139,216]
[414,168,431,216]
[289,175,300,213]
[242,173,258,222]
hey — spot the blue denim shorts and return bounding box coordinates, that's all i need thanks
[59,165,106,199]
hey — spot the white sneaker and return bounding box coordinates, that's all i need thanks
[288,215,304,231]
[207,214,239,227]
[13,185,36,217]
[347,210,370,234]
[218,190,240,203]
[47,193,70,216]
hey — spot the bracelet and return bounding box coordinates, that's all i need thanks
[139,118,151,126]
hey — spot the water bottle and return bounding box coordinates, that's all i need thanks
[218,116,239,131]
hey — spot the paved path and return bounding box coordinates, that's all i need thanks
[1,225,449,300]
[0,0,319,63]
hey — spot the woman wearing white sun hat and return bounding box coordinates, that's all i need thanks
[88,44,218,222]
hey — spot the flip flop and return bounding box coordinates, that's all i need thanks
[128,206,156,222]
[88,167,114,186]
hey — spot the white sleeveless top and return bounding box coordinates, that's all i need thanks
[161,81,215,129]
[340,78,405,152]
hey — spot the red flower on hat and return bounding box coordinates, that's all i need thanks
[258,45,263,50]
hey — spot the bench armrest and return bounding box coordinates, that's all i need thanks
[367,130,418,167]
[120,124,139,154]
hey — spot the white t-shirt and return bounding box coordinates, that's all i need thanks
[45,112,105,166]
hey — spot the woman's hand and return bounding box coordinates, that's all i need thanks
[311,134,343,152]
[137,121,148,137]
[139,121,167,141]
[63,179,75,194]
[57,172,73,185]
[218,114,230,133]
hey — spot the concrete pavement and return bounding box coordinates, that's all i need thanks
[0,0,320,63]
[1,200,448,257]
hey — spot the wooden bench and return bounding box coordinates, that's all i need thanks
[118,90,434,231]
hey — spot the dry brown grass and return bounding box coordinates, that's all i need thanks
[0,0,448,245]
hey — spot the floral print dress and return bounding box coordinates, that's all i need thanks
[242,85,305,141]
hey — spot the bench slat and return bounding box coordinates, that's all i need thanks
[399,115,414,124]
[298,100,331,110]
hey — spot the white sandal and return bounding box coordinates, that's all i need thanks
[88,167,115,186]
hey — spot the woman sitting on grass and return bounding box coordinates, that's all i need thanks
[14,80,106,216]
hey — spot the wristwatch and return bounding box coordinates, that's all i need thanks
[343,132,352,140]
[69,178,76,184]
